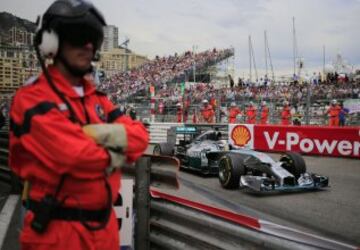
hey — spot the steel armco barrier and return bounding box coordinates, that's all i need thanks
[0,128,22,193]
[148,190,358,250]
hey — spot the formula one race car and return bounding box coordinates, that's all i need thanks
[153,126,226,175]
[153,126,329,192]
[217,149,329,192]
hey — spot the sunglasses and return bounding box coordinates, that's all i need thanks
[59,24,103,49]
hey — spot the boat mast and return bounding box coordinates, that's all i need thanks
[292,16,298,78]
[249,35,252,82]
[323,45,326,80]
[264,30,275,82]
[264,30,268,79]
[249,35,258,83]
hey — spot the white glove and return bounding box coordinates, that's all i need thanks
[83,124,128,151]
[83,124,128,174]
[106,150,126,175]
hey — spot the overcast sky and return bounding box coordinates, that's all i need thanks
[2,0,360,77]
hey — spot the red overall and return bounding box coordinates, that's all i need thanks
[9,66,149,250]
[228,107,241,123]
[281,106,291,125]
[201,104,215,123]
[260,106,269,124]
[176,107,183,123]
[327,105,341,126]
[246,106,257,124]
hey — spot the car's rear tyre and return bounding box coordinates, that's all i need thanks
[218,154,245,189]
[280,152,306,178]
[153,143,174,156]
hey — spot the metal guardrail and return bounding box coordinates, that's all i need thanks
[148,190,358,250]
[149,196,317,250]
[0,129,12,185]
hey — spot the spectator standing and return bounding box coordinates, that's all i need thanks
[280,101,292,125]
[259,101,269,124]
[292,104,303,126]
[327,99,341,126]
[183,97,191,123]
[192,108,198,124]
[9,1,149,249]
[158,99,165,122]
[176,102,183,123]
[339,102,349,126]
[245,102,257,124]
[228,102,241,123]
[200,99,215,123]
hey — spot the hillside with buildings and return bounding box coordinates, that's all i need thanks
[0,12,148,102]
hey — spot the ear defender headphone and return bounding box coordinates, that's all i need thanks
[34,14,59,58]
[33,0,106,59]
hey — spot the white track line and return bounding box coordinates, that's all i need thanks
[0,195,20,250]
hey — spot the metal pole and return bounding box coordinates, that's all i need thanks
[249,35,252,83]
[134,156,151,250]
[264,30,268,79]
[305,83,311,125]
[293,17,296,77]
[193,45,196,83]
[323,45,326,81]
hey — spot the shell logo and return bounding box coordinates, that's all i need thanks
[231,125,251,146]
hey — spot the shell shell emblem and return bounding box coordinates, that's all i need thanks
[231,125,251,146]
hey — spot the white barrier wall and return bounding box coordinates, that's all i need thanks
[148,122,183,143]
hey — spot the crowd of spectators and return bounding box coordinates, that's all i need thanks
[154,76,359,109]
[98,48,234,103]
[1,47,359,127]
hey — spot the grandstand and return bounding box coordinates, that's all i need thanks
[98,48,234,103]
[1,47,359,127]
[95,45,358,126]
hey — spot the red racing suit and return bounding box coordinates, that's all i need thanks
[9,66,149,250]
[281,106,291,125]
[260,106,269,124]
[327,105,341,126]
[245,106,257,124]
[176,107,183,123]
[228,107,241,123]
[201,104,215,123]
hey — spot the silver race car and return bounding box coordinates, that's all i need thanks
[216,149,329,192]
[154,126,329,192]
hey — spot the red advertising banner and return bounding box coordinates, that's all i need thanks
[229,124,360,159]
[253,125,360,158]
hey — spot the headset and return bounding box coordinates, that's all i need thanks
[34,0,106,59]
[34,14,59,58]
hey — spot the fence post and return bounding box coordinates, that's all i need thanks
[134,156,151,250]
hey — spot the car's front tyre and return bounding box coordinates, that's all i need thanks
[218,154,245,189]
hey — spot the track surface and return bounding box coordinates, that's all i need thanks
[168,154,360,246]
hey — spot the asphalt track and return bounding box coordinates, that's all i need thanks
[165,154,360,246]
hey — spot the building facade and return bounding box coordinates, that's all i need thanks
[99,47,148,77]
[101,25,119,52]
[0,45,39,101]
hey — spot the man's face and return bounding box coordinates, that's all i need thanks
[60,41,94,72]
